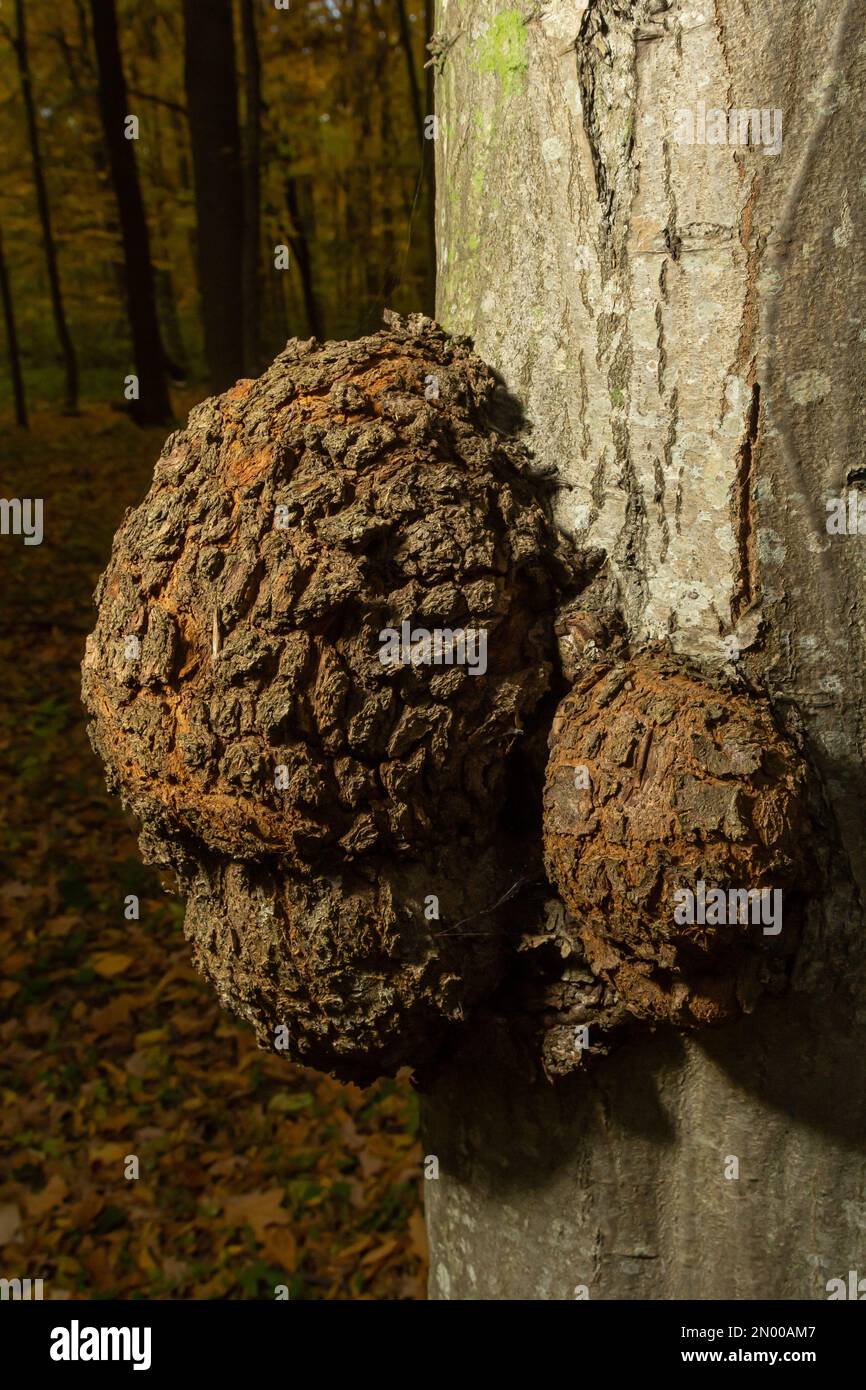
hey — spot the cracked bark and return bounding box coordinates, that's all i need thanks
[425,0,866,1300]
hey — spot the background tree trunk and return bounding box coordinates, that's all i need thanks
[240,0,262,376]
[425,0,866,1300]
[394,0,425,145]
[285,175,322,341]
[14,0,79,413]
[0,219,27,428]
[89,0,172,425]
[423,0,436,316]
[182,0,244,392]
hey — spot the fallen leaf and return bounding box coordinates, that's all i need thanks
[0,881,31,901]
[90,952,134,978]
[261,1225,298,1271]
[223,1188,291,1243]
[0,1203,22,1244]
[67,1193,104,1227]
[24,1174,68,1219]
[89,1142,128,1165]
[360,1237,400,1268]
[89,995,135,1033]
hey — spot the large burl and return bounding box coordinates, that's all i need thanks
[82,313,562,1083]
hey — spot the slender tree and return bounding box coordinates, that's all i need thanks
[285,175,323,341]
[240,0,262,377]
[393,0,424,144]
[182,0,244,392]
[423,0,435,316]
[376,24,398,305]
[0,219,28,428]
[393,0,435,316]
[89,0,171,425]
[13,0,79,413]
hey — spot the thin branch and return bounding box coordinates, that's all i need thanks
[127,86,186,116]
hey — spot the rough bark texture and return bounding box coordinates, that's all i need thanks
[424,0,866,1300]
[82,314,565,1083]
[545,648,809,1027]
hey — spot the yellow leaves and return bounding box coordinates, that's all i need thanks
[340,1234,375,1260]
[134,1027,169,1046]
[223,1188,292,1244]
[0,1203,23,1244]
[360,1237,400,1269]
[89,994,135,1034]
[0,403,427,1298]
[89,951,134,977]
[66,1192,104,1228]
[88,1142,127,1166]
[97,1057,127,1088]
[261,1226,298,1272]
[44,913,81,938]
[135,1231,159,1276]
[24,1174,68,1218]
[0,880,30,902]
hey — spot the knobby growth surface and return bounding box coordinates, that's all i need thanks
[83,316,813,1084]
[82,314,562,1082]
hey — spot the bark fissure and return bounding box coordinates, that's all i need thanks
[730,380,760,624]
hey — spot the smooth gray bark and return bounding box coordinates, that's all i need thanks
[425,0,866,1300]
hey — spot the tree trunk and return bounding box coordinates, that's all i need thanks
[424,0,866,1300]
[182,0,244,392]
[0,219,27,428]
[14,0,79,414]
[392,0,436,315]
[89,0,172,426]
[423,0,436,316]
[240,0,262,376]
[394,0,425,145]
[285,176,323,341]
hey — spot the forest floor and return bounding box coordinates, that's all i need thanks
[0,399,426,1300]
